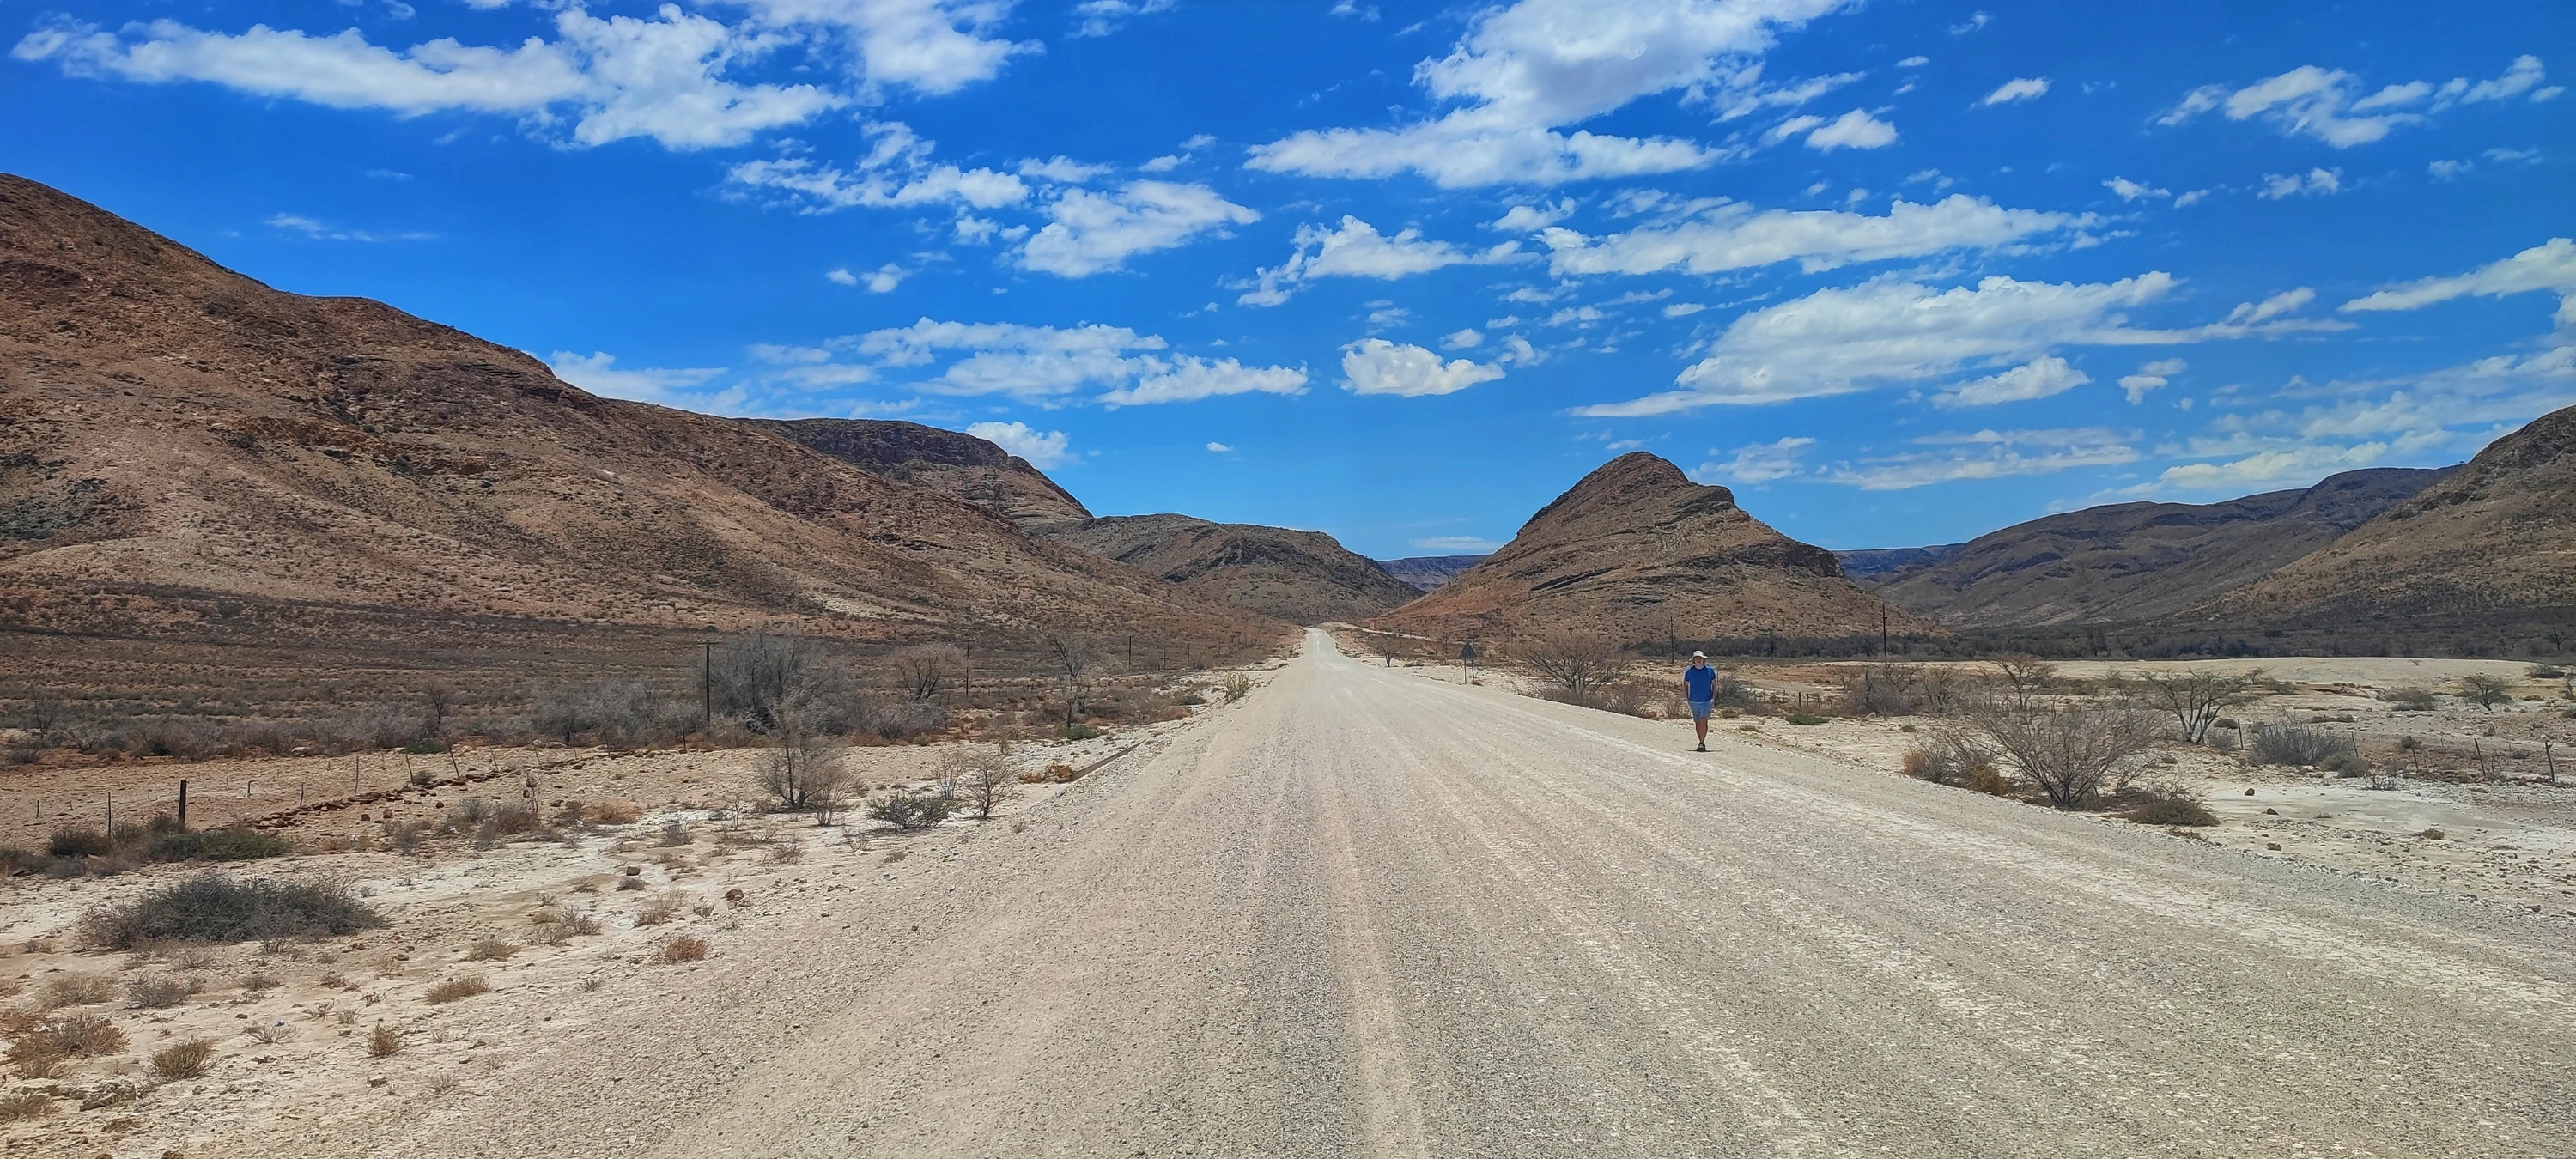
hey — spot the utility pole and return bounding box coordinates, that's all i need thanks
[1880,608,1889,658]
[701,640,715,732]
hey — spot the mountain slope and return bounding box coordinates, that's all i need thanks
[2197,408,2576,630]
[1376,554,1489,592]
[1047,514,1420,625]
[1860,467,2453,628]
[0,173,1273,681]
[1378,452,1909,642]
[743,418,1091,531]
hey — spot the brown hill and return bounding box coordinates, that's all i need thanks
[1860,467,2452,628]
[2196,408,2576,634]
[0,173,1278,695]
[743,418,1091,531]
[1047,514,1420,625]
[1376,554,1489,592]
[1377,452,1910,643]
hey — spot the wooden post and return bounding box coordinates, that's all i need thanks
[105,791,112,835]
[177,780,189,829]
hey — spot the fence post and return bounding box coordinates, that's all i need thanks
[178,780,189,828]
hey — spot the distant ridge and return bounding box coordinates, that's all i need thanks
[1851,467,2454,628]
[1047,514,1421,625]
[1376,554,1488,592]
[745,417,1092,531]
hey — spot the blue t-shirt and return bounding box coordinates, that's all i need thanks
[1684,664,1717,701]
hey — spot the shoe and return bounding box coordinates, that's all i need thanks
[1695,743,1706,752]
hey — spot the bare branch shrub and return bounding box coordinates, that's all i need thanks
[150,1038,216,1079]
[2136,670,2255,743]
[2453,672,2512,712]
[2250,721,2360,768]
[756,695,852,818]
[1900,725,1994,787]
[1044,635,1103,726]
[1990,657,2057,718]
[890,645,966,701]
[1521,628,1633,705]
[2381,686,2439,711]
[1971,701,2160,808]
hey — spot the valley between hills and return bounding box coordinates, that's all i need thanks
[4,173,2575,1157]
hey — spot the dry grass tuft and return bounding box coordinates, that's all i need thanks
[651,935,709,964]
[424,976,490,1004]
[151,1038,216,1079]
[465,938,519,962]
[37,974,118,1010]
[634,892,686,926]
[7,1013,127,1074]
[126,974,200,1010]
[588,799,643,825]
[367,1023,406,1058]
[0,1094,54,1122]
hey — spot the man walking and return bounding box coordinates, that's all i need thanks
[1684,650,1718,751]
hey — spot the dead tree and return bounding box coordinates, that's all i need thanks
[2136,669,2254,743]
[890,645,966,702]
[1520,628,1633,704]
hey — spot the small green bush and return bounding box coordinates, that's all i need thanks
[865,792,955,830]
[149,827,293,863]
[2126,798,2219,827]
[81,872,384,949]
[1062,723,1103,740]
[403,739,450,755]
[47,827,110,859]
[1786,713,1830,726]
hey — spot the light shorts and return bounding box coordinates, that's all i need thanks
[1688,699,1715,720]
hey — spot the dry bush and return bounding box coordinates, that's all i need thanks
[1900,726,1995,788]
[652,935,709,964]
[246,1022,293,1045]
[241,972,278,992]
[150,1038,216,1080]
[1022,762,1082,784]
[38,974,117,1010]
[423,977,489,1004]
[465,938,519,962]
[2126,797,2220,826]
[2453,672,2513,712]
[1520,628,1633,704]
[758,726,852,816]
[8,1014,127,1073]
[560,905,605,934]
[0,1094,52,1122]
[947,743,1019,821]
[2135,670,2255,743]
[1971,702,2160,809]
[126,974,199,1010]
[890,645,966,702]
[2381,686,2439,711]
[428,1072,465,1095]
[657,820,690,846]
[1222,672,1255,702]
[367,1024,405,1058]
[635,892,686,926]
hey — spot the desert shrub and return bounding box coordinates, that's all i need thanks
[1785,713,1829,726]
[38,974,117,1009]
[1972,703,2160,809]
[532,679,690,747]
[1223,672,1255,702]
[635,892,685,926]
[1901,728,1994,788]
[47,826,110,859]
[946,744,1019,821]
[149,827,293,863]
[489,802,541,837]
[367,1024,405,1058]
[2125,797,2219,826]
[0,1094,52,1122]
[865,792,954,830]
[553,906,601,936]
[1520,628,1633,703]
[465,938,519,962]
[2380,686,2439,710]
[1022,762,1082,784]
[125,974,197,1010]
[150,1038,216,1079]
[81,872,384,949]
[588,799,643,825]
[2135,670,2256,743]
[867,700,948,740]
[8,1014,126,1071]
[423,976,489,1004]
[2250,721,2358,768]
[2453,672,2513,712]
[657,820,690,846]
[758,732,852,815]
[652,935,709,964]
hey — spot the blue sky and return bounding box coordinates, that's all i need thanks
[5,1,2571,557]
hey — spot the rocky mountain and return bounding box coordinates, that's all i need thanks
[1046,514,1421,625]
[1377,452,1910,643]
[0,173,1275,692]
[1376,554,1489,592]
[1857,467,2453,628]
[2196,410,2576,634]
[743,418,1091,531]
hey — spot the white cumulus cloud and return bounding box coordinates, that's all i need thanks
[1801,108,1896,149]
[1698,436,1814,483]
[1979,76,2048,105]
[2159,56,2553,149]
[1246,0,1856,187]
[546,351,731,406]
[2257,167,2342,199]
[1021,181,1259,277]
[1539,194,2085,278]
[726,121,1029,212]
[1932,355,2090,407]
[1340,339,1506,397]
[2340,237,2576,331]
[1239,216,1523,306]
[965,421,1074,469]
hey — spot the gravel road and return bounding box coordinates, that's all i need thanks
[297,629,2574,1157]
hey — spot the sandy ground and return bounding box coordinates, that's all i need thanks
[5,640,2573,1155]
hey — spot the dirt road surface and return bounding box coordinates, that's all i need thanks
[248,629,2574,1157]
